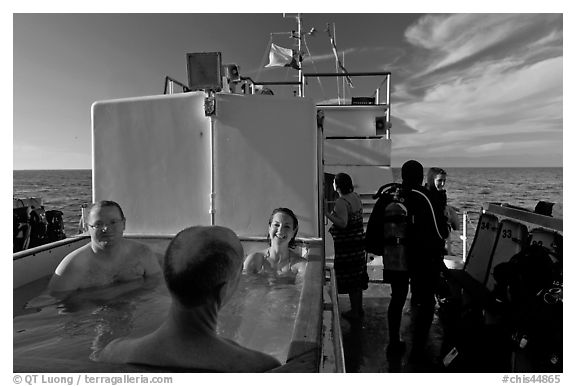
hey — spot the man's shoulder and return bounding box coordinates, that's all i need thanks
[56,244,93,271]
[247,348,281,371]
[97,336,142,363]
[406,187,432,206]
[223,338,281,371]
[48,244,94,292]
[245,350,281,371]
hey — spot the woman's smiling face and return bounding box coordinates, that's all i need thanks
[269,212,296,246]
[434,174,446,191]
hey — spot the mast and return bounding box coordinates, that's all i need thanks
[284,13,304,97]
[296,13,304,97]
[297,14,303,97]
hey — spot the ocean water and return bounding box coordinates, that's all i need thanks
[13,170,92,237]
[13,168,563,257]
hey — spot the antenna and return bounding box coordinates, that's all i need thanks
[283,13,316,97]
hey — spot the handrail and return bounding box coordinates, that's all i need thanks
[163,76,190,94]
[325,265,346,372]
[302,71,391,106]
[252,81,302,86]
[13,235,90,261]
[303,71,391,77]
[244,72,391,96]
[239,76,301,87]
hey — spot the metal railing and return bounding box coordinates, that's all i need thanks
[163,76,190,94]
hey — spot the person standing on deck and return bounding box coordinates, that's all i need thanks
[325,172,368,322]
[425,167,459,256]
[48,200,161,293]
[425,167,460,302]
[366,160,448,360]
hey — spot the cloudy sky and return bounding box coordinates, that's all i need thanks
[12,10,563,169]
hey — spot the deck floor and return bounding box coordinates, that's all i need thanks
[335,258,513,373]
[337,275,446,372]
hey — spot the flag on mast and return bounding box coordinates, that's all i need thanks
[265,43,301,70]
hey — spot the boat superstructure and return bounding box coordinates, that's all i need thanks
[164,54,393,259]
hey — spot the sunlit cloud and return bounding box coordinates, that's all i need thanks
[390,14,562,165]
[405,14,562,76]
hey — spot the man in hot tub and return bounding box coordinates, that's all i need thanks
[95,225,281,372]
[48,200,162,293]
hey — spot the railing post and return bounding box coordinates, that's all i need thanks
[462,211,468,262]
[325,266,346,372]
[78,203,88,234]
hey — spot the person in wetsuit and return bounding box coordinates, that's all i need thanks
[366,160,448,360]
[96,225,281,372]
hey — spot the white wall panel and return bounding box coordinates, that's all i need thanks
[324,138,391,165]
[92,92,212,235]
[213,94,319,237]
[320,105,387,137]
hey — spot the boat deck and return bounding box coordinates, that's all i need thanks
[334,258,513,373]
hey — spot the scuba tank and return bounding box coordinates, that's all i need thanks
[381,185,410,272]
[28,206,48,248]
[46,210,66,242]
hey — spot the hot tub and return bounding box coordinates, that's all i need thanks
[13,236,325,372]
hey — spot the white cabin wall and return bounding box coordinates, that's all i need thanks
[324,138,391,166]
[213,94,319,238]
[92,92,212,234]
[91,92,320,238]
[321,105,387,137]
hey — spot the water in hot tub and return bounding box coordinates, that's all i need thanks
[14,272,302,370]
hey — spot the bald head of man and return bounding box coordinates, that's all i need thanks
[163,226,244,308]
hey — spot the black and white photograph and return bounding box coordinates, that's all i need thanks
[10,3,568,382]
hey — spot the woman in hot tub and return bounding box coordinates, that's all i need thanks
[243,207,307,278]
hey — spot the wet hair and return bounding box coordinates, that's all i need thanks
[426,167,447,191]
[267,207,299,249]
[90,200,125,220]
[401,160,424,188]
[163,226,243,307]
[334,173,354,194]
